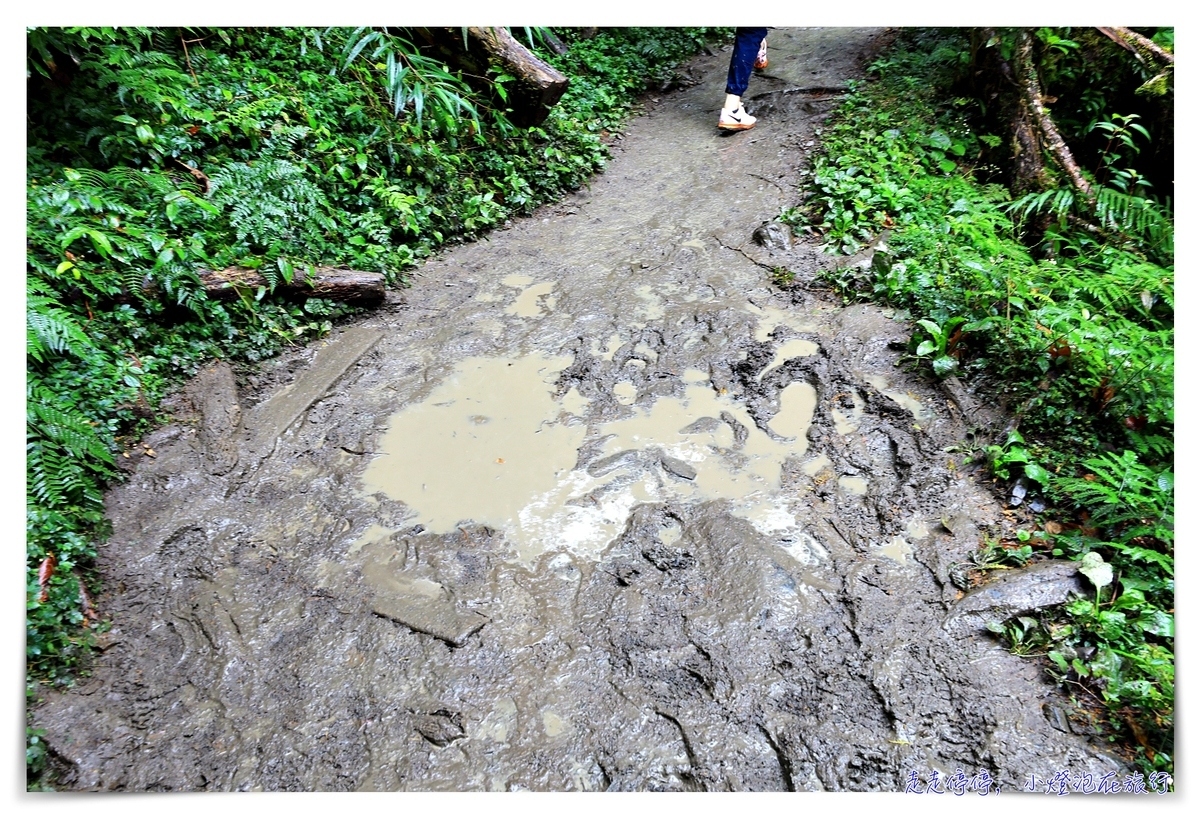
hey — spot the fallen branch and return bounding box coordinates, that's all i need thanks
[37,553,56,603]
[77,572,99,625]
[409,26,569,128]
[539,29,569,56]
[169,157,209,194]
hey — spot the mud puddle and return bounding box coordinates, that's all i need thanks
[364,347,821,566]
[32,28,1129,792]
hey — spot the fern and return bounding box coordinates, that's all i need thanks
[27,386,115,468]
[1053,450,1173,542]
[1126,431,1173,462]
[1052,258,1173,324]
[1093,188,1174,257]
[27,294,96,365]
[208,150,337,262]
[1007,184,1173,263]
[26,383,114,513]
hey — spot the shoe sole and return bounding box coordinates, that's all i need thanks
[718,122,755,131]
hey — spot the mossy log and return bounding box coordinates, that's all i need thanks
[197,266,386,304]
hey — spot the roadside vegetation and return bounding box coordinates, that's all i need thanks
[25,25,729,783]
[784,28,1173,777]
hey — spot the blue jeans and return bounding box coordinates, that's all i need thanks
[725,27,769,97]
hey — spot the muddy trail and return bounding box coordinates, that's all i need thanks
[33,28,1130,792]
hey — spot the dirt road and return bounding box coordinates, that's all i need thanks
[32,28,1129,791]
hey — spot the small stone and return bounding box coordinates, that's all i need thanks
[658,452,697,481]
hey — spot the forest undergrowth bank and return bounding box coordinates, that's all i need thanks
[779,27,1173,777]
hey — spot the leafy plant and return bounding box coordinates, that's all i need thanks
[984,430,1052,488]
[909,314,997,377]
[334,27,482,133]
[1053,450,1173,545]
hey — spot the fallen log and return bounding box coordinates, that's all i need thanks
[197,266,386,304]
[409,26,569,127]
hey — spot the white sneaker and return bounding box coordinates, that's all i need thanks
[718,106,756,131]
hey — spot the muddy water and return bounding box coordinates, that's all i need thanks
[33,28,1129,792]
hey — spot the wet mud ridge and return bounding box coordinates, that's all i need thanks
[34,28,1128,791]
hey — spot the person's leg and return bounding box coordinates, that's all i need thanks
[724,27,769,99]
[720,27,768,130]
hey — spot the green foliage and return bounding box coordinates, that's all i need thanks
[985,429,1052,488]
[207,132,339,267]
[334,27,482,132]
[1054,451,1173,544]
[788,27,1173,775]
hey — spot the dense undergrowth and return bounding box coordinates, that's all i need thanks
[25,26,728,778]
[785,28,1173,778]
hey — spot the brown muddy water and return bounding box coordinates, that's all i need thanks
[32,28,1130,792]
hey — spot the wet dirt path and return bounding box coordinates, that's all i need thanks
[33,28,1129,791]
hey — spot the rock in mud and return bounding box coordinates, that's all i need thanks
[679,416,724,435]
[365,571,488,647]
[587,449,645,478]
[752,222,793,251]
[942,560,1089,637]
[656,450,697,481]
[413,710,466,747]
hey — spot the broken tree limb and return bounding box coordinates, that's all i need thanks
[410,26,568,127]
[1095,26,1174,67]
[197,266,386,304]
[1014,30,1094,202]
[1096,27,1174,98]
[168,157,209,194]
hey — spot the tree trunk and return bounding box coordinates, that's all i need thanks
[969,29,1094,199]
[197,267,386,304]
[969,28,1051,196]
[539,29,569,56]
[1013,30,1094,202]
[410,27,569,128]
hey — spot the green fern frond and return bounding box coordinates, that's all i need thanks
[209,154,336,258]
[26,295,96,364]
[1093,188,1174,256]
[27,397,115,467]
[1008,184,1173,262]
[1054,450,1172,535]
[1126,431,1173,461]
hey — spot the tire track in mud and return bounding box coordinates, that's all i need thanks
[33,28,1128,791]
